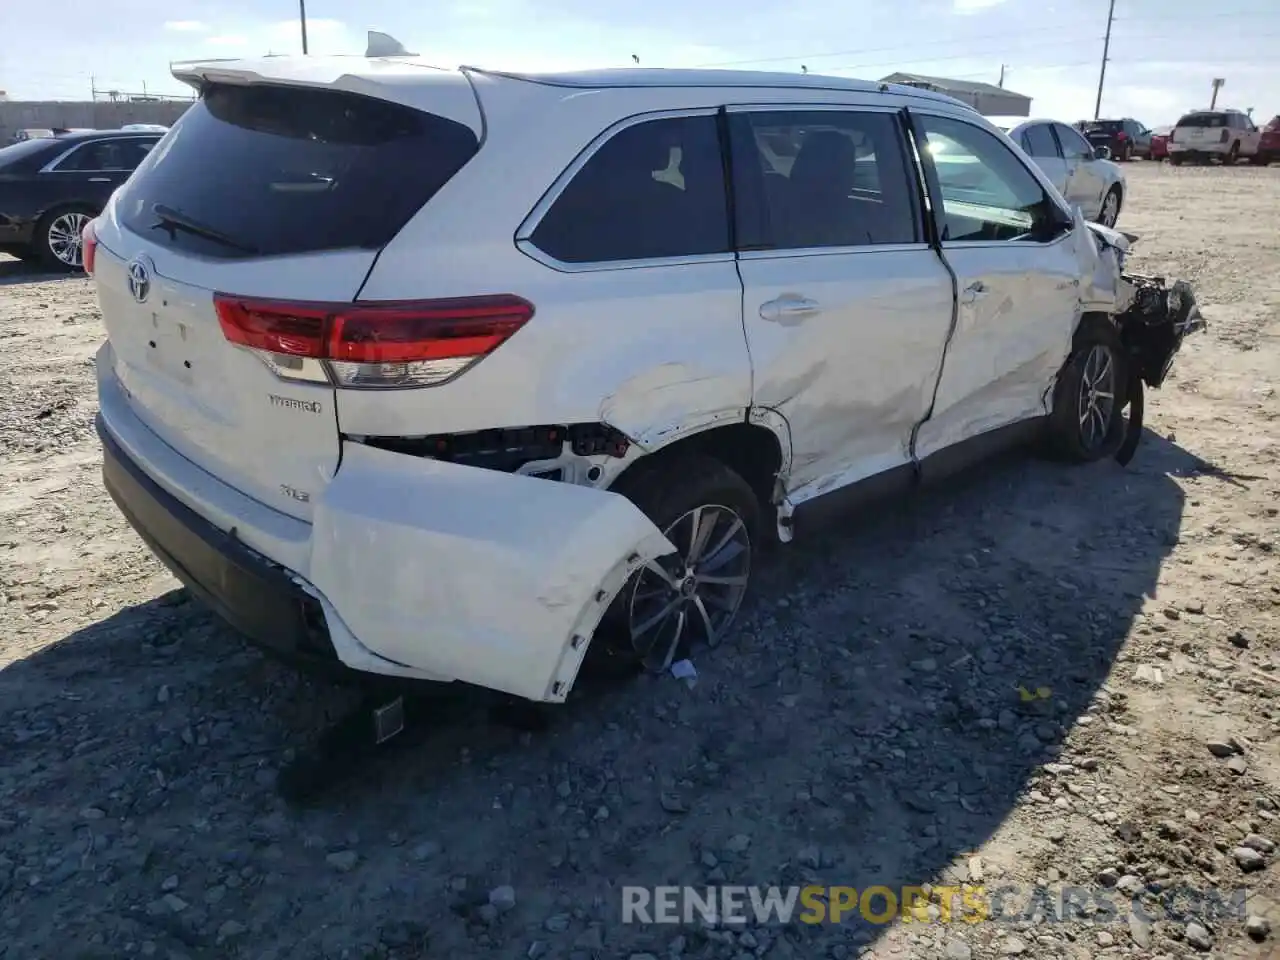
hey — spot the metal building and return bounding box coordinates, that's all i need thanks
[880,72,1032,117]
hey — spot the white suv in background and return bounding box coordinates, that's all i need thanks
[85,53,1203,705]
[1168,109,1264,165]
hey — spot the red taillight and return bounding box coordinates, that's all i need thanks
[214,298,329,358]
[82,219,98,275]
[213,294,533,389]
[1116,131,1127,141]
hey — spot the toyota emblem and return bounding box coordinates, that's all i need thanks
[127,256,153,304]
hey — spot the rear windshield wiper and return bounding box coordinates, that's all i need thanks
[150,203,259,255]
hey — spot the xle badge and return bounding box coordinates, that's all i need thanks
[280,485,310,503]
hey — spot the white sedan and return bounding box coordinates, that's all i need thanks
[991,117,1127,227]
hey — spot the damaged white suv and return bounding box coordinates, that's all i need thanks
[86,54,1203,704]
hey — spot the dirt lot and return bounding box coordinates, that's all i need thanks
[1,161,1278,960]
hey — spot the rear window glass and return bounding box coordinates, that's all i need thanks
[529,115,730,264]
[0,138,56,172]
[1085,121,1125,133]
[115,83,479,259]
[1177,113,1228,128]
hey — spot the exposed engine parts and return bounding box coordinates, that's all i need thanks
[1111,273,1206,464]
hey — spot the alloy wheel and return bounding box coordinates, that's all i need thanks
[1077,344,1117,453]
[627,503,751,672]
[47,212,91,267]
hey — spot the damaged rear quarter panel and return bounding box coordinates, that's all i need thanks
[308,443,676,702]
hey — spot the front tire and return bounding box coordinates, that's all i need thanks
[35,207,94,271]
[605,454,760,672]
[1047,319,1128,463]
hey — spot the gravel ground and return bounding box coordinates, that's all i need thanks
[1,161,1278,960]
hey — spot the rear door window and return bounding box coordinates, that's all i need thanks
[528,114,730,264]
[114,83,480,259]
[1054,124,1094,161]
[1021,123,1059,159]
[727,109,920,250]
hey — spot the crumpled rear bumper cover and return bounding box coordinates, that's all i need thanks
[98,414,344,673]
[97,403,677,702]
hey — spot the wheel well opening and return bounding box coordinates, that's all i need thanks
[613,422,784,509]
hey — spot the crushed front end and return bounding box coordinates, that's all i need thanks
[1111,269,1207,463]
[1078,221,1207,464]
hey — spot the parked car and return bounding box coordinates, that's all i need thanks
[1168,109,1264,165]
[1080,118,1152,161]
[1149,125,1173,161]
[0,129,162,269]
[10,128,54,142]
[1002,118,1126,227]
[86,57,1204,705]
[1259,115,1280,165]
[120,123,170,133]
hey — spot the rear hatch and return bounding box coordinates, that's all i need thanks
[92,72,482,521]
[1173,112,1228,145]
[1083,120,1124,147]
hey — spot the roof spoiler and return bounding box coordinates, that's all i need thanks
[366,31,417,57]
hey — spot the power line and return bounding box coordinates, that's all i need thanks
[797,36,1107,76]
[691,23,1107,69]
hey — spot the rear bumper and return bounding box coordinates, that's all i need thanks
[94,343,676,702]
[98,414,349,674]
[1168,143,1230,156]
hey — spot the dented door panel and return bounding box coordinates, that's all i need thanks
[739,247,955,503]
[308,443,676,702]
[912,235,1083,461]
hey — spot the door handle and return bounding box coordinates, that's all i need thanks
[960,281,988,305]
[760,296,821,324]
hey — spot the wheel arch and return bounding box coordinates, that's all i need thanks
[605,416,789,518]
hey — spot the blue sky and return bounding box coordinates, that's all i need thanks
[2,0,1276,125]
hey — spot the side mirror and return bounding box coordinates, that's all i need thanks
[1094,145,1111,160]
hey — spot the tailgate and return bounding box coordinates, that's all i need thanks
[89,74,483,521]
[92,230,369,520]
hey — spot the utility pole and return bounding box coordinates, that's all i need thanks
[299,0,309,54]
[998,64,1007,88]
[1210,77,1224,109]
[1093,0,1116,120]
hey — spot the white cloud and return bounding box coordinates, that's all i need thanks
[953,0,1010,12]
[164,20,208,33]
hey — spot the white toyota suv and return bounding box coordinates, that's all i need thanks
[86,52,1203,706]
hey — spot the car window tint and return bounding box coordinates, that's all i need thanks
[56,141,121,171]
[1022,123,1059,158]
[1054,124,1094,161]
[116,83,480,259]
[728,110,919,251]
[117,138,158,170]
[530,115,730,264]
[1178,113,1228,128]
[918,114,1057,243]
